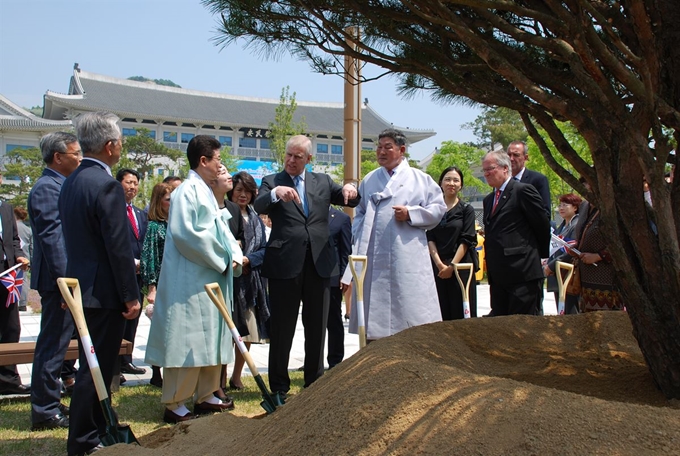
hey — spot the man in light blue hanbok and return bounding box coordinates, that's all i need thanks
[145,136,243,424]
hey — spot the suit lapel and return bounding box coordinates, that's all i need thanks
[494,179,515,215]
[304,171,314,217]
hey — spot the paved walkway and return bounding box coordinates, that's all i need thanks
[16,284,556,386]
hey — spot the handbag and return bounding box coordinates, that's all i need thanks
[566,260,581,295]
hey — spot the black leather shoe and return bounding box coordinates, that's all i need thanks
[58,402,70,416]
[150,376,163,388]
[120,363,146,375]
[31,413,69,430]
[163,408,197,424]
[194,398,235,415]
[119,374,127,385]
[0,383,30,395]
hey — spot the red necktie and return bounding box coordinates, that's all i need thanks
[492,189,501,213]
[127,205,139,239]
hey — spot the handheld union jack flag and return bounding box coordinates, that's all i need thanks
[1,268,24,308]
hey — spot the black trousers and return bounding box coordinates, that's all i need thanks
[120,281,142,365]
[30,289,75,423]
[67,308,125,456]
[490,279,543,316]
[326,286,344,368]
[433,269,478,320]
[267,248,329,393]
[0,285,21,386]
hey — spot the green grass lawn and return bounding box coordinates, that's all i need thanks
[0,372,303,456]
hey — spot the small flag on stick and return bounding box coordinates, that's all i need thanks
[0,267,24,308]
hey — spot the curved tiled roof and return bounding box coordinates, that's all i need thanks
[43,68,435,143]
[0,94,72,132]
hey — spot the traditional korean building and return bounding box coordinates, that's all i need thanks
[0,94,73,157]
[42,64,435,177]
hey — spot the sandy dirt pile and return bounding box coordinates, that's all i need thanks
[103,312,680,455]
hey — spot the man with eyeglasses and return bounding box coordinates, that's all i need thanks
[28,132,81,431]
[482,150,550,316]
[59,112,141,456]
[343,128,445,342]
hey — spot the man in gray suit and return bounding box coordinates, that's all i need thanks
[28,132,82,430]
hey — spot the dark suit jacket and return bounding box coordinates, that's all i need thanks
[254,171,359,280]
[483,179,550,285]
[519,168,551,216]
[59,160,139,309]
[126,204,148,260]
[0,202,26,268]
[224,200,245,247]
[328,207,351,288]
[27,168,67,292]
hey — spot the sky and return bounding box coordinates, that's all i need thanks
[0,0,481,160]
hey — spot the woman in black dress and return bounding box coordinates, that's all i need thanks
[427,166,478,320]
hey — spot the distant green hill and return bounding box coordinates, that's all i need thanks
[127,76,181,88]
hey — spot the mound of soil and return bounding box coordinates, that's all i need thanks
[102,312,680,455]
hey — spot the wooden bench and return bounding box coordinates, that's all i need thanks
[0,339,133,366]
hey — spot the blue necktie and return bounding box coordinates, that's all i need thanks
[294,175,308,216]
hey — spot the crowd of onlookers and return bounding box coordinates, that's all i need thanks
[0,111,671,455]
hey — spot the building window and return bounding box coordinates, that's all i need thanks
[331,145,343,155]
[219,136,233,147]
[122,128,137,137]
[239,137,256,148]
[5,144,33,153]
[163,131,177,142]
[181,133,195,144]
[146,130,156,139]
[157,168,164,176]
[317,144,329,154]
[260,139,270,149]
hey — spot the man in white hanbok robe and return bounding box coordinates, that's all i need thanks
[145,136,243,423]
[345,129,445,340]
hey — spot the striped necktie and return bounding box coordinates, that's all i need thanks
[492,189,501,213]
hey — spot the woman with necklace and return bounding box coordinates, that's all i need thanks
[427,166,478,320]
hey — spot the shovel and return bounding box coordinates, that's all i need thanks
[556,261,574,315]
[348,255,368,349]
[56,277,139,447]
[453,263,474,319]
[204,283,283,413]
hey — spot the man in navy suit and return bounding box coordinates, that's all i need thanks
[115,168,148,376]
[326,206,351,369]
[507,141,551,216]
[28,132,82,430]
[482,150,550,316]
[254,135,359,397]
[59,112,140,456]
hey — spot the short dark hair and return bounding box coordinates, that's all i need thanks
[13,206,28,221]
[378,128,407,146]
[163,175,182,184]
[228,171,258,204]
[187,135,221,169]
[116,168,141,182]
[437,166,464,188]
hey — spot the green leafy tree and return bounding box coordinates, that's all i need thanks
[425,141,486,194]
[116,128,183,178]
[268,86,307,168]
[1,147,45,208]
[463,107,528,150]
[203,0,680,398]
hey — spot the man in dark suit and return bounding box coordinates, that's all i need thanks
[115,168,148,376]
[326,206,351,369]
[59,111,140,456]
[28,132,82,430]
[254,135,359,397]
[482,150,550,316]
[507,141,551,216]
[0,194,30,394]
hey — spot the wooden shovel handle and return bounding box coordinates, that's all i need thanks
[57,277,109,403]
[556,261,574,304]
[205,283,260,377]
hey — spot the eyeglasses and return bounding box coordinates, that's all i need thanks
[558,203,573,208]
[58,151,82,157]
[482,165,499,174]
